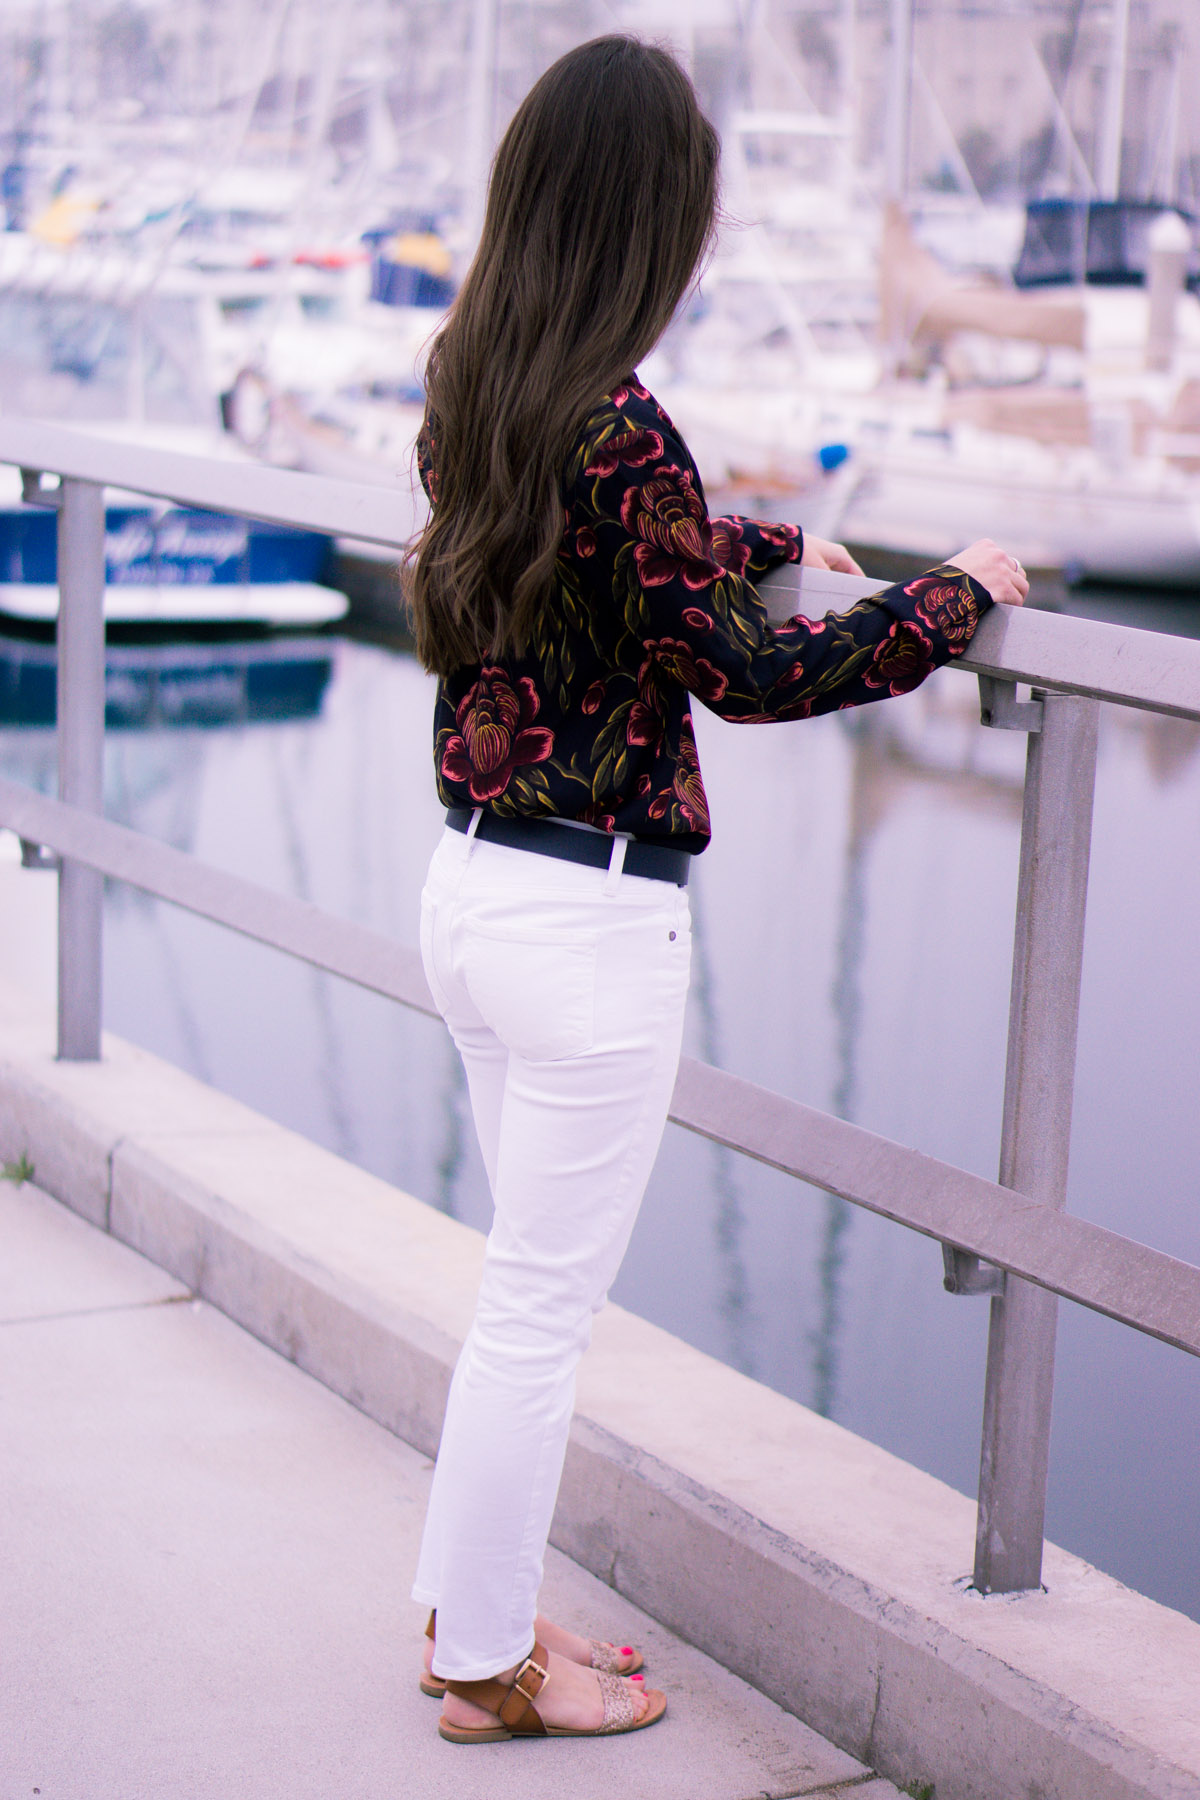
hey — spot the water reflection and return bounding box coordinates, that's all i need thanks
[829,725,871,1128]
[0,633,333,730]
[269,730,358,1164]
[812,699,1025,1421]
[434,1042,468,1223]
[1137,712,1200,787]
[143,891,215,1088]
[813,719,873,1419]
[688,874,757,1380]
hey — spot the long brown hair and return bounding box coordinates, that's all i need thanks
[407,35,719,678]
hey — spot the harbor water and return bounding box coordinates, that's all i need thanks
[1,587,1198,1624]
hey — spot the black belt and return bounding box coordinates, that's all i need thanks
[445,808,691,886]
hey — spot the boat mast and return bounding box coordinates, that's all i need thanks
[462,0,497,260]
[1096,0,1130,198]
[884,0,911,202]
[839,0,857,199]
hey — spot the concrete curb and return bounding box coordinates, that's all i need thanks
[2,1009,1197,1800]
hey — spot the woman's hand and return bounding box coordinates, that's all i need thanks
[800,533,865,576]
[946,539,1029,606]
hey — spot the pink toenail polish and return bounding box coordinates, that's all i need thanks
[621,1646,633,1656]
[632,1673,644,1681]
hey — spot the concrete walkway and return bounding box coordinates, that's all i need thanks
[0,1174,900,1800]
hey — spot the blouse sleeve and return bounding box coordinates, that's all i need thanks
[573,415,992,723]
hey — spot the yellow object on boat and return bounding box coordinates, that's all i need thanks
[30,193,99,247]
[385,231,452,277]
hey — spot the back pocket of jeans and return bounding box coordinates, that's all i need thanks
[460,923,597,1062]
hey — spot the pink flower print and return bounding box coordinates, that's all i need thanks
[584,428,665,478]
[645,637,728,705]
[863,621,935,696]
[709,518,752,578]
[439,666,554,802]
[620,467,724,591]
[627,659,668,750]
[745,518,801,560]
[673,730,710,833]
[907,576,980,652]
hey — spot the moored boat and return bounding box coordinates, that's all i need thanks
[0,483,346,629]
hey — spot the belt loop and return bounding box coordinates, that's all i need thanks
[603,834,627,895]
[465,808,483,855]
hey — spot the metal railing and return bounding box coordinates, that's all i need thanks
[1,416,1198,1604]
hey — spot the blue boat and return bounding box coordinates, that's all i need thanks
[0,502,348,627]
[364,216,455,314]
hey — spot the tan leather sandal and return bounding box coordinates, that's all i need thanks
[437,1639,667,1743]
[419,1608,644,1698]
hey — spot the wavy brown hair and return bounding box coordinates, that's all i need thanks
[406,35,720,677]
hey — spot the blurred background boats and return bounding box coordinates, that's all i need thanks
[0,0,1196,597]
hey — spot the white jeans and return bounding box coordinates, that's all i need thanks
[412,824,692,1681]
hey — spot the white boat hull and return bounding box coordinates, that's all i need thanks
[835,445,1200,586]
[0,580,347,628]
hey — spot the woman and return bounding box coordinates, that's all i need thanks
[407,34,1026,1747]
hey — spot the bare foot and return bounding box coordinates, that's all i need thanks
[424,1612,637,1682]
[439,1646,650,1734]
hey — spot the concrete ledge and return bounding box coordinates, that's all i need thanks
[2,1004,1197,1800]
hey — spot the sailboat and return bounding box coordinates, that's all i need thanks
[821,206,1200,586]
[649,0,1200,588]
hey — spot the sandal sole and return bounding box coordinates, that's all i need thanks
[438,1721,514,1743]
[438,1688,667,1743]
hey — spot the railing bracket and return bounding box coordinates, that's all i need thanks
[942,1245,1006,1296]
[20,467,62,509]
[978,675,1043,732]
[19,838,59,871]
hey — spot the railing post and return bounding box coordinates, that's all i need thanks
[974,691,1100,1593]
[56,477,106,1061]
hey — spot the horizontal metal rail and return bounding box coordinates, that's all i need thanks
[0,417,423,549]
[0,775,438,1016]
[2,772,1197,1361]
[5,416,1200,722]
[672,1061,1200,1358]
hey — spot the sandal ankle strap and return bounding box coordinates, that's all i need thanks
[445,1641,550,1735]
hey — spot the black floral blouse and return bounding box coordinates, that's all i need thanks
[420,378,991,854]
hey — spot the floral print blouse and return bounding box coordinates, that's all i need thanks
[419,378,991,854]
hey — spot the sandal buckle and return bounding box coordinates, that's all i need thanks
[513,1655,548,1704]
